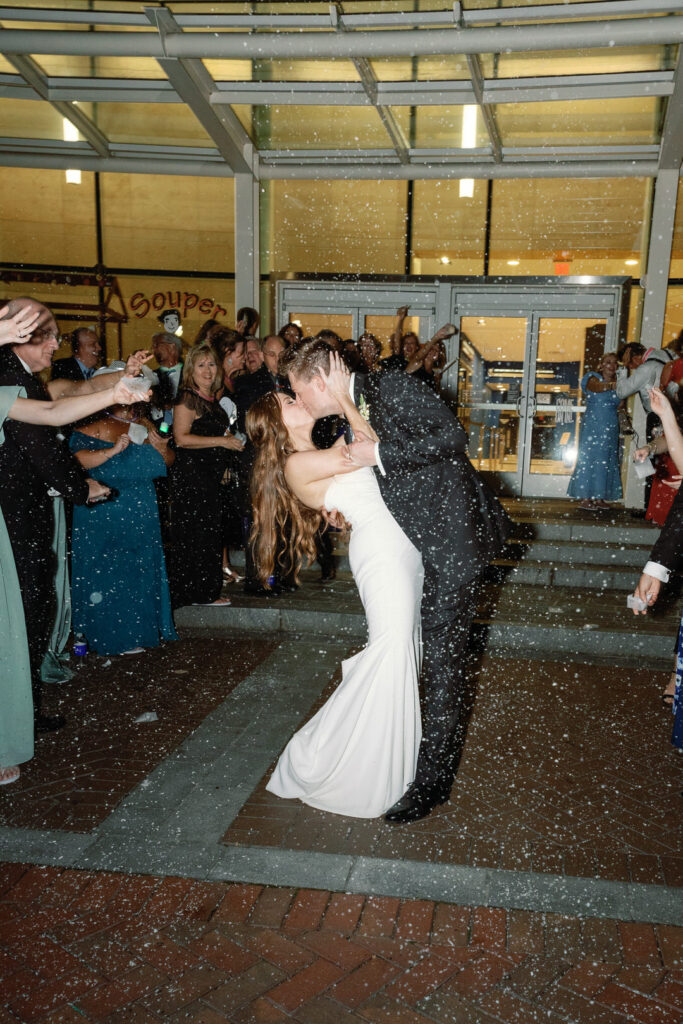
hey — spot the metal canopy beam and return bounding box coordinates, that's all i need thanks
[326,4,410,165]
[0,149,662,181]
[659,52,683,169]
[143,7,255,176]
[640,168,679,347]
[0,48,109,157]
[0,16,681,59]
[466,53,502,163]
[0,1,679,29]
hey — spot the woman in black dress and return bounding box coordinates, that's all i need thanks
[170,344,245,607]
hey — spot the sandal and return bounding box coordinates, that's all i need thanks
[579,500,596,510]
[0,766,20,786]
[193,597,231,606]
[662,672,676,708]
[222,567,244,583]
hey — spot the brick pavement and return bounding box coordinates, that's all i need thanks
[1,864,682,1023]
[223,655,683,888]
[0,639,275,833]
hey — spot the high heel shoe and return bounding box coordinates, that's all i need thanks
[222,567,244,584]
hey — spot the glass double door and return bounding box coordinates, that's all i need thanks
[456,312,608,498]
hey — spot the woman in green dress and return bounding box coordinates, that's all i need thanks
[0,307,148,785]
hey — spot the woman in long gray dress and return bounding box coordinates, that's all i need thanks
[0,342,147,785]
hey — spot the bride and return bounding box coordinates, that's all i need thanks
[246,354,423,818]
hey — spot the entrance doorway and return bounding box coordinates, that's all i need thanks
[276,275,630,498]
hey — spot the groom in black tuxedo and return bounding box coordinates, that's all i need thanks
[281,338,511,822]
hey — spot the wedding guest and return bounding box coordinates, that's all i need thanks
[342,339,362,373]
[52,326,102,382]
[0,298,104,734]
[406,324,457,389]
[236,307,260,337]
[194,319,219,346]
[359,332,381,373]
[170,344,245,607]
[152,331,183,424]
[245,337,264,373]
[213,327,246,395]
[0,310,137,785]
[567,352,622,511]
[279,322,303,348]
[70,370,176,656]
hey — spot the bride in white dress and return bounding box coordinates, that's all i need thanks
[246,355,423,818]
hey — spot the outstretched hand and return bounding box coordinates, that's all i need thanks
[321,350,350,400]
[112,378,151,405]
[124,349,153,377]
[0,304,41,347]
[649,387,672,419]
[432,323,458,343]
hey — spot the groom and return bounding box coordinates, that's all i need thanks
[281,338,511,823]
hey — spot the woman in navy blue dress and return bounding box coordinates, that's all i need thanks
[567,352,622,510]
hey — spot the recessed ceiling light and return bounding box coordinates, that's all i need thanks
[625,259,638,266]
[440,257,450,265]
[507,260,520,266]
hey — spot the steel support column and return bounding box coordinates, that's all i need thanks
[234,174,260,313]
[640,169,680,347]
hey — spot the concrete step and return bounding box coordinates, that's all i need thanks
[485,560,639,592]
[503,538,651,569]
[175,574,679,670]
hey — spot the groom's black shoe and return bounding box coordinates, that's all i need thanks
[383,782,451,824]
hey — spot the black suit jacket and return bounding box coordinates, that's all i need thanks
[51,356,87,382]
[234,365,290,432]
[0,349,90,531]
[649,485,683,570]
[354,371,511,585]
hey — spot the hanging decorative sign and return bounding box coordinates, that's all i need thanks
[128,291,228,320]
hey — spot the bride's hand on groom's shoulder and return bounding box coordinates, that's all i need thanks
[321,351,350,398]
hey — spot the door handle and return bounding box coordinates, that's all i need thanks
[528,396,537,417]
[516,395,524,417]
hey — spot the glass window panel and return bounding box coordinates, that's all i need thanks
[36,55,168,79]
[94,103,214,147]
[265,180,408,274]
[114,274,235,358]
[458,317,528,475]
[489,178,649,277]
[0,167,97,265]
[371,55,472,82]
[412,179,486,275]
[254,105,405,150]
[529,318,606,478]
[412,106,489,149]
[207,58,359,83]
[287,312,354,339]
[100,174,235,273]
[672,179,683,278]
[0,98,64,139]
[664,287,683,348]
[497,97,662,147]
[491,46,675,78]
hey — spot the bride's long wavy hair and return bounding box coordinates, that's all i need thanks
[246,391,321,587]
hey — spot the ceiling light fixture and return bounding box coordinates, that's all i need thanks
[507,259,520,266]
[63,116,81,185]
[625,259,638,266]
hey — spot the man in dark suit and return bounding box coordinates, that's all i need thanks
[282,339,511,822]
[0,299,107,732]
[51,326,102,382]
[234,335,288,432]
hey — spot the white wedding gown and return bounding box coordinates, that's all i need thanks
[266,467,424,818]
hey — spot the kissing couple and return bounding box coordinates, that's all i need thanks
[246,339,510,824]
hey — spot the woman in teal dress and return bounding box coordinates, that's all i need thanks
[567,352,623,510]
[70,397,177,656]
[0,341,147,784]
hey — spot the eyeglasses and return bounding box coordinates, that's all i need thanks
[32,328,61,343]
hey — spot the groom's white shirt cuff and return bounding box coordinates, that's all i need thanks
[349,374,385,476]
